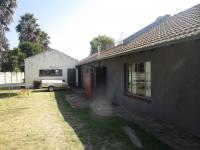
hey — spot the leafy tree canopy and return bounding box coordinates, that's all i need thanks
[1,48,25,72]
[90,35,115,55]
[19,41,44,57]
[16,13,39,42]
[16,13,50,49]
[1,42,43,72]
[0,0,17,52]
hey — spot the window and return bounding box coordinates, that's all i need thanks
[39,69,62,77]
[125,61,151,98]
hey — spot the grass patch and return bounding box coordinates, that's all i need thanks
[55,91,172,150]
[0,89,172,149]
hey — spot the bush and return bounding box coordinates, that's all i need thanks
[19,42,44,57]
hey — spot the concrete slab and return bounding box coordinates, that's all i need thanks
[65,94,90,109]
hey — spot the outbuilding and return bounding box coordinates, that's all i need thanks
[24,48,78,86]
[77,4,200,136]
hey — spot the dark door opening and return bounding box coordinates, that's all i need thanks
[67,68,76,87]
[77,66,82,88]
[95,67,107,97]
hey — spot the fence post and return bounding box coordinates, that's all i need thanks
[16,72,18,83]
[4,72,6,84]
[11,72,12,83]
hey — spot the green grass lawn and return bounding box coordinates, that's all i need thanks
[0,89,172,150]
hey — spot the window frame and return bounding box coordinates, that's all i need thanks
[124,61,152,101]
[39,69,63,77]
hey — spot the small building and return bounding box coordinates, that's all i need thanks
[24,48,78,86]
[77,4,200,136]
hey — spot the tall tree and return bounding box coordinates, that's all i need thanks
[16,13,50,48]
[37,29,50,50]
[19,41,44,57]
[90,35,115,55]
[1,48,25,72]
[0,0,17,51]
[16,13,39,42]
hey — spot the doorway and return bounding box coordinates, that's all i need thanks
[84,67,94,99]
[67,68,76,87]
[95,67,107,98]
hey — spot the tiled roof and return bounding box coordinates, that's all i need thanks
[78,4,200,66]
[123,15,171,44]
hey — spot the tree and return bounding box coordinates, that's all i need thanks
[37,30,50,50]
[16,13,39,42]
[0,0,17,52]
[16,13,50,48]
[11,48,26,71]
[90,35,115,55]
[1,48,25,72]
[19,41,44,57]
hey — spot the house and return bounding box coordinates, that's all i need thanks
[24,48,78,86]
[77,4,200,136]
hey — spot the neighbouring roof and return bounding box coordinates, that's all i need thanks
[78,4,200,66]
[123,15,171,44]
[24,48,78,61]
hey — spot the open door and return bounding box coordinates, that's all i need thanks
[67,68,76,87]
[84,68,93,99]
[95,67,107,98]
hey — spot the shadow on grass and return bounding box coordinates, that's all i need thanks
[31,89,49,93]
[0,93,18,99]
[31,88,72,93]
[54,90,172,150]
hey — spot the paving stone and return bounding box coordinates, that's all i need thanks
[113,105,200,150]
[122,126,143,148]
[90,100,113,117]
[65,94,90,109]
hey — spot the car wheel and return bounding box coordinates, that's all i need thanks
[48,86,54,92]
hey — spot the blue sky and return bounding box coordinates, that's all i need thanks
[6,0,200,60]
[6,0,85,50]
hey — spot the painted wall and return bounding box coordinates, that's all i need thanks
[25,49,78,85]
[80,39,200,136]
[0,72,24,84]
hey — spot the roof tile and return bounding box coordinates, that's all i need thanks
[78,4,200,65]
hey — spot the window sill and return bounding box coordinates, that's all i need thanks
[39,76,63,77]
[125,93,152,102]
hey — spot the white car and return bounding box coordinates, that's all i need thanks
[41,80,68,91]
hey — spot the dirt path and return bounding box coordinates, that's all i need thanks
[0,90,83,150]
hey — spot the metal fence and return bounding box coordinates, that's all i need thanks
[0,72,24,84]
